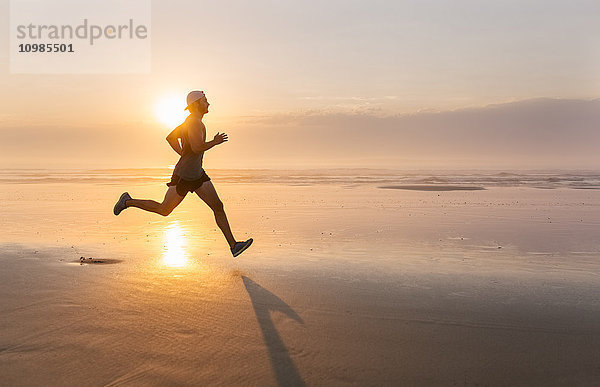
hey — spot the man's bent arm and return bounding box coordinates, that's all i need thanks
[188,120,228,153]
[166,137,183,155]
[189,131,228,153]
[166,125,183,155]
[190,138,219,153]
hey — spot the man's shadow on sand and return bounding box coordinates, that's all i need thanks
[242,276,305,387]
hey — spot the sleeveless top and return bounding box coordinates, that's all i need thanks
[173,117,205,180]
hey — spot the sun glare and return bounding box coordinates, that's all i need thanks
[162,221,189,268]
[155,96,188,128]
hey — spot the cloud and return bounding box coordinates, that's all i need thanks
[222,98,600,169]
[299,95,400,101]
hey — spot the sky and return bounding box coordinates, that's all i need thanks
[1,0,599,169]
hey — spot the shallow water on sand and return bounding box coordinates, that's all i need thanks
[1,171,599,271]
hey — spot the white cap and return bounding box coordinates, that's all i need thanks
[184,90,206,110]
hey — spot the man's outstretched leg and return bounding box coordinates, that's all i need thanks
[114,186,184,216]
[195,181,252,257]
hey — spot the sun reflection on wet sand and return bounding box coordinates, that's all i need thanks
[162,221,189,268]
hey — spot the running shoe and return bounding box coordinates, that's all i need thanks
[113,192,131,216]
[231,238,253,257]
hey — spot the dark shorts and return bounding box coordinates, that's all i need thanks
[166,171,211,197]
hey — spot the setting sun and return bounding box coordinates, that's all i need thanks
[155,95,189,128]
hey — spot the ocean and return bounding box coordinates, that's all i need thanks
[1,168,600,189]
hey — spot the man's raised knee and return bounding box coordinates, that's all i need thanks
[159,206,173,216]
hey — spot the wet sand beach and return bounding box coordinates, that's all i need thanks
[1,169,600,385]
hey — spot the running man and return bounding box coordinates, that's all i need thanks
[113,90,253,258]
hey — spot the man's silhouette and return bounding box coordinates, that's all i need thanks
[113,90,253,257]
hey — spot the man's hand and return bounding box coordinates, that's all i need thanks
[213,132,229,145]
